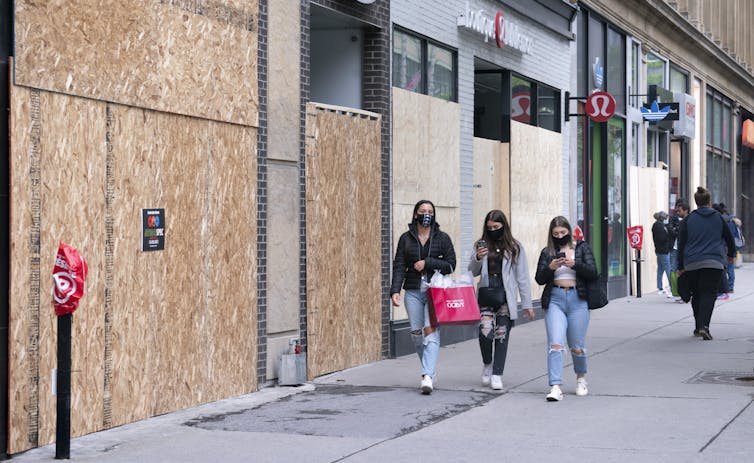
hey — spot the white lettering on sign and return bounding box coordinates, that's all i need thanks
[446,299,465,309]
[457,1,534,54]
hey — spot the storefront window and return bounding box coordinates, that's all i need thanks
[646,52,666,89]
[669,65,688,93]
[474,72,503,141]
[587,15,605,91]
[537,86,560,132]
[427,44,454,101]
[511,75,532,124]
[706,87,733,205]
[392,30,422,92]
[607,118,625,278]
[630,42,640,107]
[706,93,714,145]
[646,131,656,167]
[606,27,625,114]
[631,122,640,166]
[392,28,457,101]
[713,98,722,148]
[723,103,731,152]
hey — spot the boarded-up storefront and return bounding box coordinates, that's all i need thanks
[305,103,382,379]
[8,0,259,453]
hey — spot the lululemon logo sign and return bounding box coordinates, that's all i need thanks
[586,92,616,122]
[446,299,465,309]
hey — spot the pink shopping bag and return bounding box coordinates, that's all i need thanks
[428,286,480,326]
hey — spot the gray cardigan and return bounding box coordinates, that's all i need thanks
[467,240,533,320]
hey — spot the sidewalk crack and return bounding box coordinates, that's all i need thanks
[699,397,754,453]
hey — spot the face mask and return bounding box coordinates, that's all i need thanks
[553,234,571,247]
[487,228,504,241]
[418,213,434,227]
[663,219,669,224]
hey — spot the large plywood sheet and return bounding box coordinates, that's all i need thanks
[392,88,460,208]
[9,86,107,452]
[9,84,257,453]
[510,121,563,301]
[306,104,382,379]
[472,137,510,241]
[15,0,259,127]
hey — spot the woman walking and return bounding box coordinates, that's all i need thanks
[677,187,736,340]
[390,200,456,394]
[535,216,599,401]
[468,210,534,390]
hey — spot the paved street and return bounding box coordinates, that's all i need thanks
[13,266,754,463]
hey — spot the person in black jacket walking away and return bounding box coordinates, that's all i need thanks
[652,211,672,297]
[677,187,736,340]
[535,216,599,402]
[391,200,456,394]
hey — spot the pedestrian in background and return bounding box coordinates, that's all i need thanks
[678,187,736,340]
[652,211,672,298]
[668,200,690,301]
[468,210,534,391]
[713,203,737,296]
[535,216,599,402]
[390,199,456,394]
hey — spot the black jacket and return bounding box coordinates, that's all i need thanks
[535,241,598,310]
[652,220,671,255]
[678,208,736,270]
[390,222,456,294]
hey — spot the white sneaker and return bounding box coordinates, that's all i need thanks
[576,377,588,396]
[481,364,492,386]
[546,385,563,401]
[657,289,666,296]
[490,375,503,390]
[421,375,433,395]
[666,291,674,299]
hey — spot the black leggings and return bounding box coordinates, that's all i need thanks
[685,268,724,330]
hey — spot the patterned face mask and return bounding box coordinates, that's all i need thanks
[418,213,434,227]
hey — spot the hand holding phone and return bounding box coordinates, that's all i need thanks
[555,252,566,259]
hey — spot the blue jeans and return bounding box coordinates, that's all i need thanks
[404,289,440,378]
[726,262,735,292]
[656,253,671,291]
[545,287,589,386]
[669,249,678,273]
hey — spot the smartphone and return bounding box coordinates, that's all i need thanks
[555,252,566,259]
[477,239,487,248]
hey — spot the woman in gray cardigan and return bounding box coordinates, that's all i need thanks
[468,210,534,390]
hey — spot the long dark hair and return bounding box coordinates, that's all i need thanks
[547,215,574,255]
[479,210,519,263]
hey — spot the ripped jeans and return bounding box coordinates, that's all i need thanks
[404,289,440,378]
[544,286,589,386]
[479,307,513,376]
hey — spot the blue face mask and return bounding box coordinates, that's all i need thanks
[418,213,434,227]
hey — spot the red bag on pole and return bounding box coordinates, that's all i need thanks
[52,241,88,316]
[427,286,480,326]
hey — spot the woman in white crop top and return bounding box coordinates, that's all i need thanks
[535,216,598,402]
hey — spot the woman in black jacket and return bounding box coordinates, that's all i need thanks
[535,216,598,402]
[390,200,456,395]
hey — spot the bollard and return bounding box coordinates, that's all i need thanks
[55,313,72,459]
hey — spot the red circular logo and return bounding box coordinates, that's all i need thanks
[585,92,616,122]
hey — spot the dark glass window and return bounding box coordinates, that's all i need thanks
[606,27,625,114]
[511,75,532,124]
[392,28,457,102]
[474,72,503,140]
[537,86,560,132]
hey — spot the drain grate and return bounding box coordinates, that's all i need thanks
[686,371,754,387]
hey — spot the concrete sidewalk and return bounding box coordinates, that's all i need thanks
[12,266,754,462]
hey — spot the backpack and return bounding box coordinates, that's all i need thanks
[730,217,744,249]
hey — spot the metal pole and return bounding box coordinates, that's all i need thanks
[56,313,72,459]
[635,250,642,298]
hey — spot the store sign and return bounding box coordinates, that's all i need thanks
[627,226,644,251]
[641,100,679,122]
[457,1,534,54]
[673,92,696,139]
[585,91,616,122]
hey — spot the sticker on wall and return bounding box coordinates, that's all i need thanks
[142,208,165,251]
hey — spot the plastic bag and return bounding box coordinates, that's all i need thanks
[52,241,88,316]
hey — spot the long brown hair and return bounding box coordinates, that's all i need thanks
[547,215,574,255]
[479,210,519,263]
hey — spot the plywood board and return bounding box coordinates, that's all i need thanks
[8,85,108,453]
[9,84,257,453]
[306,104,382,379]
[392,88,460,208]
[510,121,563,301]
[14,0,259,127]
[472,137,511,242]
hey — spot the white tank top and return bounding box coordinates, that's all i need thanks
[554,265,577,280]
